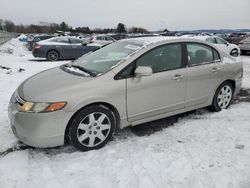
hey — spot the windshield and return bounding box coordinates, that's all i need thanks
[72,41,144,75]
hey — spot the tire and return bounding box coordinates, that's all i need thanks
[210,82,234,112]
[68,105,116,151]
[241,50,247,55]
[47,50,59,61]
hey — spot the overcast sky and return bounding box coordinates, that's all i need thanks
[0,0,250,31]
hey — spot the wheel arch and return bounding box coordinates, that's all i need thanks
[215,79,235,94]
[230,48,239,56]
[64,102,121,144]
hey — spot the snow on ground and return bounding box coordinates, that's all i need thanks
[0,37,28,57]
[0,39,250,188]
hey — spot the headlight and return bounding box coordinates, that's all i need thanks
[21,101,66,113]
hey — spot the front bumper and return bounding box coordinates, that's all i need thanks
[8,93,70,148]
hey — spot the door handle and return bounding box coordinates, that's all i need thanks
[173,74,184,80]
[211,67,221,73]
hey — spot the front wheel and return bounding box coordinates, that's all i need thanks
[68,105,116,151]
[210,82,233,112]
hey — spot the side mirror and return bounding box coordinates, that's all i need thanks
[135,66,153,77]
[226,42,229,46]
[82,42,87,46]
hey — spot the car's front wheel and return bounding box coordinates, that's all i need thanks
[68,105,116,151]
[210,82,234,111]
[47,50,59,61]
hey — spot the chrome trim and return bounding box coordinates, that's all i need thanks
[15,94,25,106]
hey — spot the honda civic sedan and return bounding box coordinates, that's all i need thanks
[9,37,243,151]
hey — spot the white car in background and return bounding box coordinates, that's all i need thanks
[192,36,240,57]
[89,35,116,47]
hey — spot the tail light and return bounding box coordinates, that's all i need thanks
[34,45,42,49]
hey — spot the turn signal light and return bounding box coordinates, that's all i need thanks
[46,102,66,112]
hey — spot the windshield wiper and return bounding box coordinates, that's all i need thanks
[64,64,96,77]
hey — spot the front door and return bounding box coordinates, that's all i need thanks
[126,43,187,122]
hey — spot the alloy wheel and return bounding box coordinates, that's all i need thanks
[217,85,232,109]
[76,112,111,147]
[48,51,59,61]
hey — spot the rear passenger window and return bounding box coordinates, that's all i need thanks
[206,38,216,44]
[135,44,183,73]
[70,38,82,44]
[216,38,227,45]
[213,49,220,61]
[187,43,215,65]
[56,38,70,44]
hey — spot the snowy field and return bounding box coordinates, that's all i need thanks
[0,38,250,188]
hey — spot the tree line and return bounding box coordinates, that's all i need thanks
[0,19,149,34]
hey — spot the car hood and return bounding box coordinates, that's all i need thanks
[17,67,94,102]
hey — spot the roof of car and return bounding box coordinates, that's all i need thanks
[121,36,211,46]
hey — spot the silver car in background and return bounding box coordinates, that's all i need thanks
[9,37,243,151]
[191,36,240,57]
[239,37,250,55]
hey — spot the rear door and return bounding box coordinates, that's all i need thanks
[125,43,187,123]
[185,42,223,107]
[69,38,85,58]
[55,38,72,59]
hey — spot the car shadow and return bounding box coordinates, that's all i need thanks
[28,58,48,62]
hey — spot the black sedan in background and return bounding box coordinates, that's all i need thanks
[27,35,54,51]
[32,37,100,61]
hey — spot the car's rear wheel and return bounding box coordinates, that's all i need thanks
[47,50,59,61]
[68,105,116,151]
[241,50,247,55]
[210,82,233,112]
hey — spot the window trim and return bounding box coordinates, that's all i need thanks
[185,42,221,67]
[114,42,186,80]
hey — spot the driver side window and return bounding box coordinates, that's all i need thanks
[135,43,183,73]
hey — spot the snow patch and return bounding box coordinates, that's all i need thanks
[0,37,28,56]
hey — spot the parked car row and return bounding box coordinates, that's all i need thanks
[27,31,250,62]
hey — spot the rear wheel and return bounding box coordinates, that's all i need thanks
[68,105,116,151]
[47,50,59,61]
[241,50,247,55]
[210,82,233,112]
